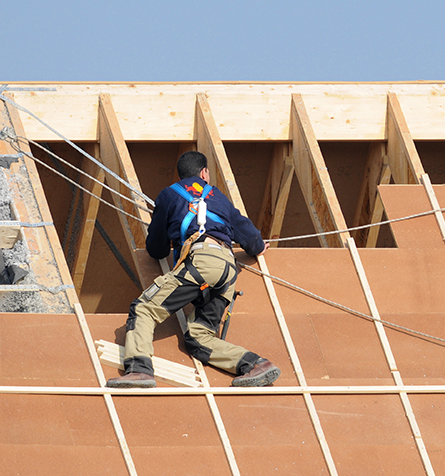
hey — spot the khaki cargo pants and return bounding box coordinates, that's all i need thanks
[123,243,260,376]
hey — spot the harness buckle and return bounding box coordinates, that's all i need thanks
[200,282,210,291]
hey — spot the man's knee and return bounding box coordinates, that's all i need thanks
[183,330,212,363]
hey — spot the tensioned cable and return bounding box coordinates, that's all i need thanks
[0,93,156,207]
[14,135,152,215]
[7,138,150,227]
[265,207,445,244]
[239,261,445,345]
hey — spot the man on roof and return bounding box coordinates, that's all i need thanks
[106,151,280,388]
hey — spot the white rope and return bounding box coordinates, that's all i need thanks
[239,261,445,345]
[7,139,150,227]
[265,208,445,243]
[18,136,152,215]
[0,93,155,207]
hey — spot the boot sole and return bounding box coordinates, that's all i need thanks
[106,379,157,388]
[232,368,281,387]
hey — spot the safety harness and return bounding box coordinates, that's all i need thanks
[170,182,236,305]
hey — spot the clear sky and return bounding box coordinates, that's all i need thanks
[2,0,444,82]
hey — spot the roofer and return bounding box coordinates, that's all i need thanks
[106,151,280,388]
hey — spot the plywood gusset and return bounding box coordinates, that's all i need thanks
[347,238,435,476]
[2,93,77,307]
[98,93,152,289]
[291,93,350,247]
[387,92,425,184]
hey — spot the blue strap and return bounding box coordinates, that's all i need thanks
[170,182,225,244]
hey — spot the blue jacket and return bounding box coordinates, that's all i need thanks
[146,176,265,259]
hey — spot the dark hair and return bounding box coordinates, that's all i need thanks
[177,151,207,179]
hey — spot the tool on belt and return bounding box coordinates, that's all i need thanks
[220,290,243,340]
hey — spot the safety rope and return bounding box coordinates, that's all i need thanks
[238,261,445,345]
[5,136,150,227]
[0,93,155,207]
[265,207,445,244]
[17,135,152,215]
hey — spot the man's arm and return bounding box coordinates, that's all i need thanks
[145,192,172,260]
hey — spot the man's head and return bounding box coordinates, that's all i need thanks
[177,151,208,180]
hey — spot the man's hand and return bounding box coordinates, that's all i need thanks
[257,242,270,256]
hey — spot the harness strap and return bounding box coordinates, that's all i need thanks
[183,254,237,307]
[170,182,225,245]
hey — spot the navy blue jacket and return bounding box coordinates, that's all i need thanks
[146,176,265,259]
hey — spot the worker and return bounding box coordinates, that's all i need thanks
[106,151,280,388]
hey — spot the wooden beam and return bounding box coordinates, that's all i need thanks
[0,223,21,249]
[291,93,350,247]
[257,143,288,235]
[4,384,445,396]
[3,93,78,308]
[347,238,435,476]
[195,92,247,216]
[98,93,152,289]
[71,144,105,294]
[9,83,445,142]
[351,143,390,247]
[387,92,425,184]
[268,155,294,246]
[366,162,392,248]
[421,173,445,242]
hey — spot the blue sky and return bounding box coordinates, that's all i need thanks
[2,0,444,82]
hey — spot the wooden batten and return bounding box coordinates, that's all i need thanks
[291,93,350,247]
[98,93,152,289]
[386,92,425,184]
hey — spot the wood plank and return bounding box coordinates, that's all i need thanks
[98,93,153,290]
[268,155,294,246]
[72,144,105,294]
[4,384,445,395]
[257,143,287,234]
[421,173,445,242]
[347,238,435,476]
[387,92,425,184]
[366,162,392,247]
[0,224,21,249]
[291,93,350,247]
[3,93,78,308]
[9,83,445,141]
[351,143,387,246]
[73,303,138,476]
[196,92,247,215]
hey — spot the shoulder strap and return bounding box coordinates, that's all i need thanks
[170,182,225,243]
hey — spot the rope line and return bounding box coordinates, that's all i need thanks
[7,140,150,227]
[239,261,445,345]
[265,208,445,243]
[0,93,155,207]
[18,136,152,215]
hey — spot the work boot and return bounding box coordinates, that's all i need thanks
[231,358,280,387]
[106,372,157,388]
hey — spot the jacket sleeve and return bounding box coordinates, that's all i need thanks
[145,191,172,260]
[229,202,265,256]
